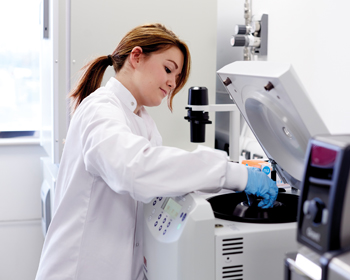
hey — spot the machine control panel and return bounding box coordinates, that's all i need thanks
[144,195,194,241]
[297,135,350,254]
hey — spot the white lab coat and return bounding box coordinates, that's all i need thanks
[35,77,247,280]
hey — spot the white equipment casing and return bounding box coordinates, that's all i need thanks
[143,194,215,280]
[328,250,350,280]
[214,210,296,280]
[143,192,298,280]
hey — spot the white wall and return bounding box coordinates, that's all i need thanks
[251,0,350,134]
[0,144,46,280]
[217,0,245,93]
[70,0,218,151]
[215,0,246,151]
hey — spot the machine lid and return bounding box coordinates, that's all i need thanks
[217,61,329,188]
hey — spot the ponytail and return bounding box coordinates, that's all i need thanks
[70,23,191,113]
[70,55,112,113]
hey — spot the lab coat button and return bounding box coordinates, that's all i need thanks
[152,208,156,214]
[148,216,152,221]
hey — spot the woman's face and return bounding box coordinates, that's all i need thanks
[133,46,184,109]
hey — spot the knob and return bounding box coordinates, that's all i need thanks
[235,25,249,35]
[231,36,247,47]
[305,198,326,224]
[231,35,261,48]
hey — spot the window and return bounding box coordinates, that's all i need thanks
[0,0,40,137]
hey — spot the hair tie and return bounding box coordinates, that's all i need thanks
[107,55,113,66]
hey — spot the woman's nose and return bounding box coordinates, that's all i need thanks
[167,76,176,89]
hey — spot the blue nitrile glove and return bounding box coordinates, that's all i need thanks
[245,167,278,208]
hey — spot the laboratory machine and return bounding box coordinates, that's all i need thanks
[143,61,329,280]
[285,135,350,280]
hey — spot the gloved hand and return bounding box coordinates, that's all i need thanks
[245,167,278,208]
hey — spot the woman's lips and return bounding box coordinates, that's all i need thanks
[160,88,167,97]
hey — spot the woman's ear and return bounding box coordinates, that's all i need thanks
[129,46,143,69]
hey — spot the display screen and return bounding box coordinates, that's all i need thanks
[163,198,182,219]
[310,144,338,180]
[311,144,337,168]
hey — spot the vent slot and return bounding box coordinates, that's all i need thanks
[222,237,243,255]
[222,265,243,280]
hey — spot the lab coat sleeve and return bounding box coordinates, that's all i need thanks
[80,101,248,203]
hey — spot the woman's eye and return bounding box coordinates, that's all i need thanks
[165,67,171,74]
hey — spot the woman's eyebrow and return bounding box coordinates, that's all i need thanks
[167,59,178,69]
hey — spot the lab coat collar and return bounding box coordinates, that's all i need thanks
[105,77,138,113]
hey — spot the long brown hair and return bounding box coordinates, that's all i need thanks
[70,23,191,113]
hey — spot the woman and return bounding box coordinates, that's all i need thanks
[35,23,277,280]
